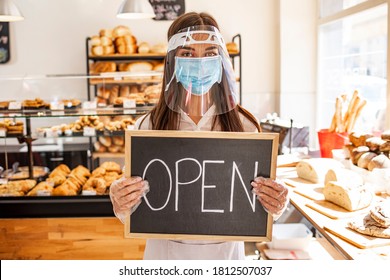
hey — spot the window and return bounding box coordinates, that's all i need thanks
[317,1,387,134]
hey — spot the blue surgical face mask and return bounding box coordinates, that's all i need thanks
[174,55,222,95]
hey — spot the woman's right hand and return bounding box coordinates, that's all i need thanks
[109,176,149,220]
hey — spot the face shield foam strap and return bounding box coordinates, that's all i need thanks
[167,29,228,54]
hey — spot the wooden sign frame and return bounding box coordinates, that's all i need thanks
[124,130,279,242]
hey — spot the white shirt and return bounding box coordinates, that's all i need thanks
[122,107,258,260]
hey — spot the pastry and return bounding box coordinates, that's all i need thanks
[348,213,390,238]
[83,177,107,195]
[27,182,53,196]
[150,43,167,54]
[370,201,390,228]
[112,136,124,146]
[295,158,344,183]
[100,161,121,173]
[90,35,101,46]
[91,45,103,56]
[113,25,131,38]
[99,29,113,38]
[323,181,372,211]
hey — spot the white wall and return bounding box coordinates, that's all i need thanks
[0,0,318,147]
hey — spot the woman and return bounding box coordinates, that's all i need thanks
[110,12,289,260]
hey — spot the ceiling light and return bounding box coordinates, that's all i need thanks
[0,0,24,22]
[117,0,156,20]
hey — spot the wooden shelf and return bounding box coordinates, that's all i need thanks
[92,152,125,159]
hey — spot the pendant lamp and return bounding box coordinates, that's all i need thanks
[117,0,156,19]
[0,0,24,22]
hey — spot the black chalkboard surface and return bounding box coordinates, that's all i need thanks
[0,22,10,63]
[149,0,185,20]
[125,130,278,241]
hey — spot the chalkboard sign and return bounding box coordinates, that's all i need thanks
[125,130,278,241]
[149,0,185,20]
[0,22,10,63]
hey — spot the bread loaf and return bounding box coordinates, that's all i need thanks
[324,167,363,186]
[323,181,372,211]
[296,158,344,183]
[367,154,390,171]
[357,152,377,169]
[138,42,150,54]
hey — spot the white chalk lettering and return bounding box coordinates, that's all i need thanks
[143,159,172,211]
[230,161,258,212]
[202,160,225,213]
[175,158,202,211]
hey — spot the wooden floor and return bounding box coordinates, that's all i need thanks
[0,217,146,260]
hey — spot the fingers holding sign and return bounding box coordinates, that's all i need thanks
[109,176,149,222]
[251,176,289,219]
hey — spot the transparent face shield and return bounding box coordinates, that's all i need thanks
[164,25,238,116]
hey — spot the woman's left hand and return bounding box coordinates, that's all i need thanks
[251,177,289,217]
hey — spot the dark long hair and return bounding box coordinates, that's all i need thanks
[147,12,261,132]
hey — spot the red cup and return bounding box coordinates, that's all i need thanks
[317,129,349,158]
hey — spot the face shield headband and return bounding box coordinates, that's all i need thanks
[163,26,238,117]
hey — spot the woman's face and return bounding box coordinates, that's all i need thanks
[175,33,219,58]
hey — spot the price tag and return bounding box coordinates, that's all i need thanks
[123,99,136,109]
[82,101,97,110]
[51,110,65,116]
[124,109,136,115]
[126,125,135,130]
[83,127,96,137]
[0,128,6,137]
[37,190,51,196]
[0,178,8,185]
[82,190,97,196]
[50,101,65,110]
[8,101,22,110]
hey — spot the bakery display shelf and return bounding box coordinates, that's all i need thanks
[89,77,162,85]
[92,152,125,159]
[0,195,114,218]
[0,106,153,118]
[88,53,166,61]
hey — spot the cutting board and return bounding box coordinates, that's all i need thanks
[306,200,370,219]
[282,177,325,201]
[324,218,390,249]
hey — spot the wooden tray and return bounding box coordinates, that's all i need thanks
[282,177,324,201]
[306,200,370,219]
[324,218,390,249]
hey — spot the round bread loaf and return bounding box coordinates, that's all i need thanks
[351,146,370,165]
[381,130,390,141]
[357,152,377,169]
[365,137,386,152]
[367,154,390,171]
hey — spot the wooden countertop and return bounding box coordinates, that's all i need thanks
[277,167,390,260]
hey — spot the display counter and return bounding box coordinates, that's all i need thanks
[277,167,390,260]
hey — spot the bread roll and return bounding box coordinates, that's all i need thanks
[138,42,150,54]
[126,61,153,72]
[151,43,167,54]
[91,45,103,56]
[350,146,370,165]
[113,25,131,37]
[367,154,390,171]
[357,152,377,169]
[103,45,115,55]
[381,130,390,141]
[296,158,344,183]
[153,62,164,72]
[99,29,113,38]
[98,136,112,148]
[323,181,372,211]
[366,137,386,152]
[324,167,363,186]
[100,36,113,46]
[120,86,130,97]
[226,42,238,53]
[90,35,101,46]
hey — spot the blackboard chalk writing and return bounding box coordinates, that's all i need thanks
[149,0,185,21]
[125,130,278,241]
[0,22,10,63]
[141,158,258,213]
[0,36,8,44]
